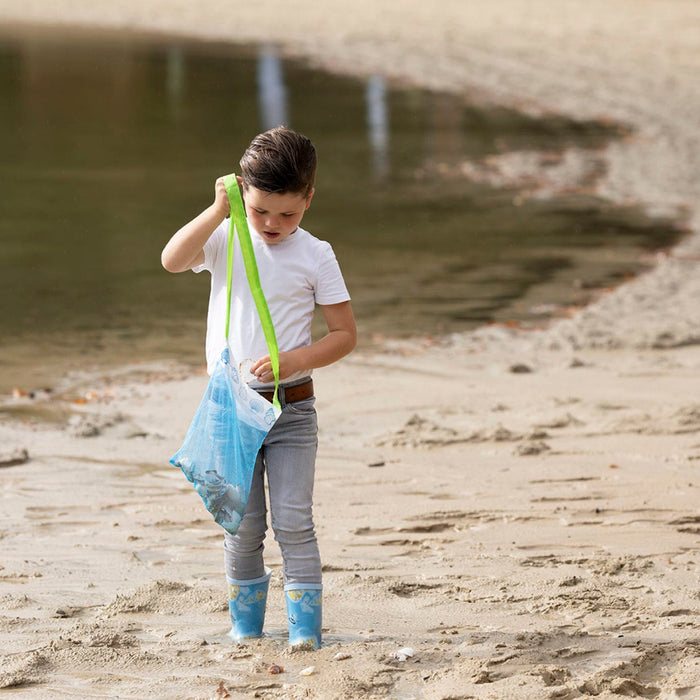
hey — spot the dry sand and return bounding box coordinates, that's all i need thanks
[1,2,699,698]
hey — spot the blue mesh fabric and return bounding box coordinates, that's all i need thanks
[170,346,281,534]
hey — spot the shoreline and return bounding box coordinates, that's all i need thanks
[0,18,696,400]
[1,3,699,698]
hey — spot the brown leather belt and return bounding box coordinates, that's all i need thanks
[257,379,314,405]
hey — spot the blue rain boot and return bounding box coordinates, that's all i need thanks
[285,583,322,649]
[227,567,272,641]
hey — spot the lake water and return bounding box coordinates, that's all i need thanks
[0,26,684,392]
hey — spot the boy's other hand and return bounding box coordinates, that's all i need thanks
[251,352,299,383]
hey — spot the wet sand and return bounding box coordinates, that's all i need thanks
[1,1,699,698]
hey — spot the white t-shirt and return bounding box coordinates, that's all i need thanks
[193,219,351,387]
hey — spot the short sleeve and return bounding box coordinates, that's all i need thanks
[192,220,228,274]
[315,241,351,305]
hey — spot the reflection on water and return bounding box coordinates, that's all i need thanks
[258,44,288,131]
[0,26,685,392]
[366,74,389,180]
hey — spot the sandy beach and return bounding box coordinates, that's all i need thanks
[1,1,699,698]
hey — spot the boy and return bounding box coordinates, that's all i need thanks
[161,127,356,648]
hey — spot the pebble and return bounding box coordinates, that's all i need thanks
[267,664,284,674]
[299,666,316,676]
[333,652,351,661]
[394,647,414,661]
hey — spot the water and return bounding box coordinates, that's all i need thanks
[0,25,684,393]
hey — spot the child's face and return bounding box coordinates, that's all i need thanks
[243,186,314,245]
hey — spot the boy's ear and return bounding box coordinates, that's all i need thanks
[305,188,315,210]
[236,175,246,200]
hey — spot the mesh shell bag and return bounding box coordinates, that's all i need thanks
[170,346,279,534]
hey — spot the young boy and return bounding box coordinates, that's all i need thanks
[161,127,356,649]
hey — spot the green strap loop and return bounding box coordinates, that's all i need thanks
[223,174,281,410]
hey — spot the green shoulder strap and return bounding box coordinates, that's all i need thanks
[222,174,281,410]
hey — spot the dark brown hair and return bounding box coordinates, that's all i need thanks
[239,126,317,197]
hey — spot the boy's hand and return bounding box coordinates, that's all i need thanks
[251,352,298,383]
[161,176,237,273]
[249,302,356,383]
[214,177,231,218]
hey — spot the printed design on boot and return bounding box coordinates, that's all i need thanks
[229,583,267,606]
[287,589,320,607]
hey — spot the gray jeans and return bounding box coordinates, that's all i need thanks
[223,396,320,586]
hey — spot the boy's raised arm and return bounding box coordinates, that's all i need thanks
[161,178,230,273]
